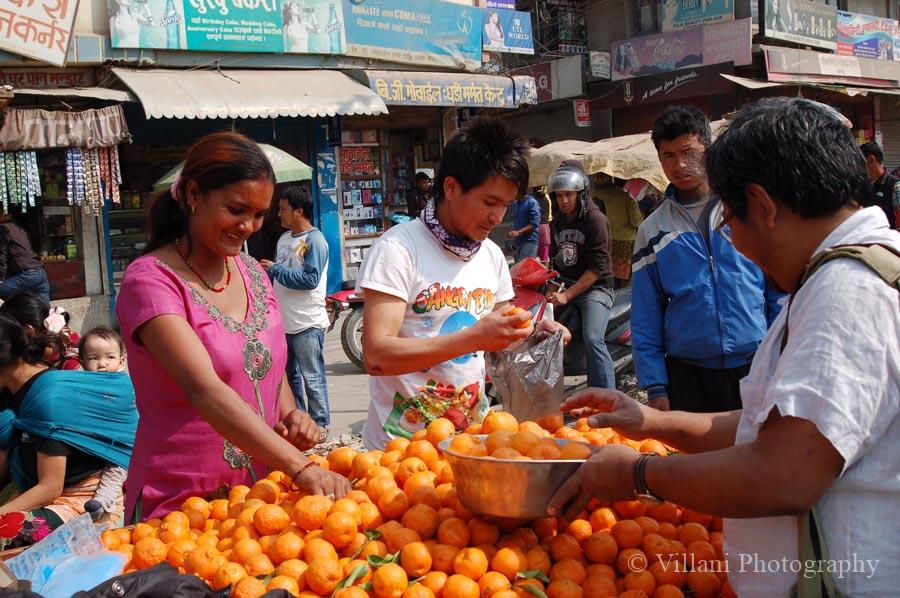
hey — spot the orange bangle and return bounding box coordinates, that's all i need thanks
[291,461,319,490]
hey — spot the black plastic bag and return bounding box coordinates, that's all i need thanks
[488,330,565,422]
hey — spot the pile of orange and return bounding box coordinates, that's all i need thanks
[104,412,734,598]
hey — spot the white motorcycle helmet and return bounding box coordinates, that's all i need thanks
[547,166,590,205]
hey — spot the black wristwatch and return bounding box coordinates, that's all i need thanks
[633,453,664,505]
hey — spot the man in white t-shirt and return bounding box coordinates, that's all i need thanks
[261,186,331,442]
[357,117,568,449]
[547,98,900,596]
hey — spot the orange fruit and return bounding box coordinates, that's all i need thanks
[536,415,563,433]
[303,537,339,562]
[270,530,304,565]
[485,430,516,454]
[306,558,345,595]
[183,496,212,518]
[231,576,267,598]
[406,440,440,467]
[351,452,383,480]
[373,563,409,598]
[490,547,526,580]
[211,561,247,590]
[101,529,121,551]
[335,588,371,598]
[426,418,456,446]
[611,520,643,549]
[467,518,500,546]
[184,546,226,581]
[546,579,583,598]
[443,574,480,598]
[453,547,488,580]
[421,571,448,597]
[527,439,562,460]
[404,471,437,496]
[677,522,709,546]
[403,504,440,540]
[481,411,519,434]
[379,488,412,520]
[323,511,359,549]
[686,540,717,565]
[589,507,617,532]
[385,527,423,555]
[360,501,385,530]
[268,575,301,594]
[166,538,198,568]
[448,434,487,457]
[525,546,551,577]
[430,543,460,574]
[648,561,685,589]
[633,516,660,537]
[645,502,677,524]
[479,571,511,596]
[209,499,229,521]
[652,584,685,598]
[229,484,251,505]
[386,437,411,452]
[512,579,544,598]
[246,480,280,504]
[640,534,669,565]
[245,553,275,577]
[131,523,157,544]
[132,537,168,569]
[613,500,646,519]
[328,446,359,476]
[403,584,436,598]
[254,504,291,536]
[547,533,582,562]
[657,522,678,540]
[275,558,308,582]
[437,518,471,549]
[685,570,721,598]
[401,541,434,577]
[550,558,586,584]
[617,548,648,575]
[624,569,656,595]
[564,519,593,542]
[231,538,263,565]
[292,494,333,530]
[582,531,618,565]
[583,574,617,597]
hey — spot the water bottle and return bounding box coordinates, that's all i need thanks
[164,0,180,49]
[327,3,342,54]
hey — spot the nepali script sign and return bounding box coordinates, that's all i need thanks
[364,71,532,108]
[0,0,77,65]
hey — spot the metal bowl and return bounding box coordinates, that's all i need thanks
[438,435,591,520]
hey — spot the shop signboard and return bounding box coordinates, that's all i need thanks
[590,51,611,79]
[0,0,77,65]
[611,18,751,80]
[482,8,534,54]
[766,45,900,86]
[511,61,552,102]
[511,55,582,102]
[592,63,734,110]
[837,11,897,61]
[659,0,734,33]
[0,68,94,88]
[574,99,591,127]
[762,0,836,51]
[477,0,516,10]
[364,71,534,108]
[109,0,346,53]
[344,0,482,70]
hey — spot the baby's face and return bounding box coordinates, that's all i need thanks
[82,336,125,372]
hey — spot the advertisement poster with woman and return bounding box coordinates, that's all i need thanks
[109,0,345,53]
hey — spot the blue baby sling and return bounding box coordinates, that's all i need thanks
[0,370,137,491]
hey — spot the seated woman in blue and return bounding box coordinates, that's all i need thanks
[0,314,137,547]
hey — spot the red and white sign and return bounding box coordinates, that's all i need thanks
[574,100,592,128]
[0,0,77,65]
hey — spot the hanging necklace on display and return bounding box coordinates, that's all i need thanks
[174,236,232,293]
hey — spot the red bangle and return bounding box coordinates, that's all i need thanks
[291,461,319,490]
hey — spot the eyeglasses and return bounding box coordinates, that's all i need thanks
[713,207,734,243]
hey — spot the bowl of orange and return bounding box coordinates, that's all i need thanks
[437,433,594,519]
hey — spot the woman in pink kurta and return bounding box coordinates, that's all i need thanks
[115,132,349,521]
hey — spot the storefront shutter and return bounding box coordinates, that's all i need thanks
[879,96,900,171]
[505,101,598,145]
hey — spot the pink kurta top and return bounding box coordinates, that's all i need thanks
[116,253,286,521]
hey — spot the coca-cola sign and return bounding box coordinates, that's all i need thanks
[610,18,751,81]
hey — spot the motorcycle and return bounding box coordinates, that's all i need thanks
[326,282,365,370]
[509,257,633,383]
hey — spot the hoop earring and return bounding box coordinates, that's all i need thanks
[191,204,196,215]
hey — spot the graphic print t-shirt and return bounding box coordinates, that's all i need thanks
[357,219,514,449]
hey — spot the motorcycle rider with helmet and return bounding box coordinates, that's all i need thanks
[546,164,617,389]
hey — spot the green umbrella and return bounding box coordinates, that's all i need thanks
[152,144,313,191]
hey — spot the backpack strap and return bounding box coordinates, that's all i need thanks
[781,243,900,354]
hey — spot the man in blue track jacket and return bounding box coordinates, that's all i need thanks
[632,105,783,412]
